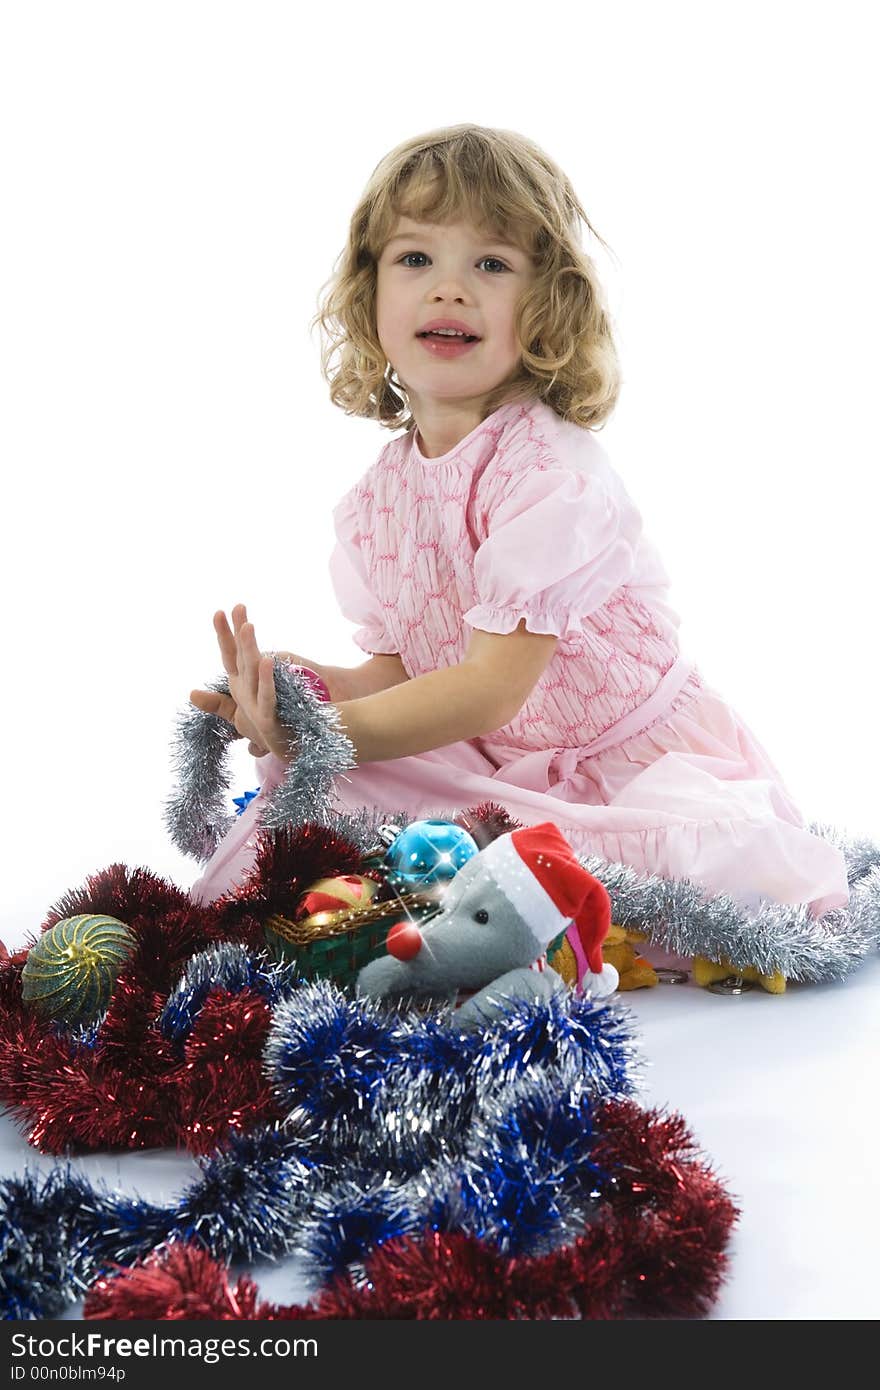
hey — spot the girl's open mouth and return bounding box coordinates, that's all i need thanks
[416,333,480,358]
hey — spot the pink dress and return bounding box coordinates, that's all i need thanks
[190,396,848,917]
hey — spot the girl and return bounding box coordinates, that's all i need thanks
[188,124,848,926]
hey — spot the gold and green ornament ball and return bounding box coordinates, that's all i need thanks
[20,914,137,1026]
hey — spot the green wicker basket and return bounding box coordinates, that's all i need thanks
[264,892,439,987]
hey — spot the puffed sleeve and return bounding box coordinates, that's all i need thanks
[328,487,399,656]
[463,466,641,639]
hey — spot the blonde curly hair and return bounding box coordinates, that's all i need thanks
[309,124,622,434]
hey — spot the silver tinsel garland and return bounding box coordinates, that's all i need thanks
[578,850,880,983]
[163,660,358,861]
[163,668,880,984]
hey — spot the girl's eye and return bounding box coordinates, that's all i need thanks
[397,252,509,273]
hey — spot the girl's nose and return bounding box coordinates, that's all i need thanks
[385,921,423,960]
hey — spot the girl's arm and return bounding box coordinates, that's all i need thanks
[328,653,411,701]
[317,622,558,765]
[273,651,410,703]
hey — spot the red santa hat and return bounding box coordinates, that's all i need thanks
[478,821,619,998]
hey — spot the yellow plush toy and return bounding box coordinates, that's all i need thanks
[691,955,786,994]
[551,925,658,992]
[601,925,659,990]
[551,927,787,994]
[619,922,786,994]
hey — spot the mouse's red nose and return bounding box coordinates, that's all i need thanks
[385,921,423,960]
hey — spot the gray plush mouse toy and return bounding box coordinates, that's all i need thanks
[356,821,619,1029]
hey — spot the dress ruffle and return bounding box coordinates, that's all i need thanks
[462,602,589,639]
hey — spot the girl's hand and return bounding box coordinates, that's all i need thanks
[189,604,299,763]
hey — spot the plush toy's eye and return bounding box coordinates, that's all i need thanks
[473,909,489,924]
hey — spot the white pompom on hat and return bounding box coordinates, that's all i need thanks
[478,821,619,997]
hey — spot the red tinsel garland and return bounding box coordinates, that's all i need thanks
[0,825,378,1154]
[0,809,527,1157]
[82,1099,738,1320]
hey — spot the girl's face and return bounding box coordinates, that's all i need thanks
[375,216,534,417]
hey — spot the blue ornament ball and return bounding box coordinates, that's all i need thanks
[382,819,479,891]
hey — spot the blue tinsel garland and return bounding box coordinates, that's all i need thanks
[0,974,637,1320]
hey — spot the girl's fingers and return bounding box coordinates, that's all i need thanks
[190,689,220,713]
[213,611,239,676]
[257,655,284,748]
[257,655,277,712]
[239,621,261,698]
[190,689,238,726]
[231,604,248,674]
[190,688,224,714]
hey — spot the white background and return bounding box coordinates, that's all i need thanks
[0,0,877,1321]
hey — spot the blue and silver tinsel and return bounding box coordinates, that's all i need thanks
[0,977,637,1319]
[157,942,303,1047]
